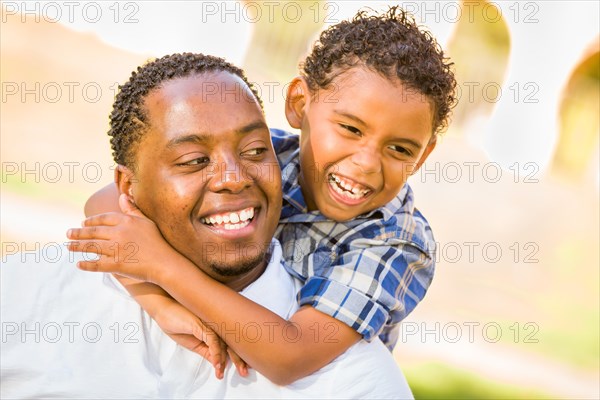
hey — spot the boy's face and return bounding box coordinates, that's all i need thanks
[121,72,282,288]
[286,67,436,221]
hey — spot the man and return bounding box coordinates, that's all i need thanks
[1,53,411,398]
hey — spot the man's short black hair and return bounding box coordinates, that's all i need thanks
[301,6,457,134]
[109,53,262,168]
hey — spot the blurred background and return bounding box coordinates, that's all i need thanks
[1,1,598,398]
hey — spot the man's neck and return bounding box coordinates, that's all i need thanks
[224,259,269,292]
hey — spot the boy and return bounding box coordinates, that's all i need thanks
[70,6,456,385]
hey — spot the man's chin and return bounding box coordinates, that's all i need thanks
[208,252,267,278]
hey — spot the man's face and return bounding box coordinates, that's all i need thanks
[294,67,436,221]
[125,72,282,287]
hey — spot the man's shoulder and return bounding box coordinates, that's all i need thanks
[2,247,85,283]
[335,339,413,397]
[284,338,412,398]
[1,249,136,317]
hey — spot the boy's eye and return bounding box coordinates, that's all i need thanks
[388,145,411,156]
[340,124,362,136]
[177,156,210,166]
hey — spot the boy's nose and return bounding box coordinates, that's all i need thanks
[350,149,382,174]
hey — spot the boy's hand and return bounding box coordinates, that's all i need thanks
[67,194,175,283]
[153,299,249,379]
[153,299,227,379]
[68,194,250,378]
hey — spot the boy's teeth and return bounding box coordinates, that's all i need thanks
[331,181,366,199]
[201,207,255,228]
[329,173,371,197]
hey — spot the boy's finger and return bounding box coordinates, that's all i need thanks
[190,321,228,380]
[67,226,114,241]
[67,240,108,256]
[202,331,227,380]
[82,212,123,227]
[77,255,131,274]
[171,333,209,358]
[76,259,102,272]
[219,339,228,375]
[118,193,145,218]
[228,348,249,377]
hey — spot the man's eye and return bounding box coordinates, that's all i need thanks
[340,124,361,136]
[177,157,210,166]
[242,148,267,157]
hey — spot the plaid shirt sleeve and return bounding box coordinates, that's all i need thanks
[296,234,435,343]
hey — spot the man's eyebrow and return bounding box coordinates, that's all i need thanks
[234,120,269,135]
[166,121,268,149]
[166,134,210,149]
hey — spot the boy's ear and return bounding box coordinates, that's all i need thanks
[115,165,136,199]
[412,135,437,174]
[285,76,311,129]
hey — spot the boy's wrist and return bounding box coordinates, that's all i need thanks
[147,295,178,320]
[151,250,190,287]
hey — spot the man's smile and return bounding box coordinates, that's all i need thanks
[200,206,256,230]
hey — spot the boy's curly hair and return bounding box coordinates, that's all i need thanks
[301,6,457,134]
[109,53,263,168]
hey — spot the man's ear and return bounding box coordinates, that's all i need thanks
[115,164,136,199]
[285,76,311,129]
[412,135,438,174]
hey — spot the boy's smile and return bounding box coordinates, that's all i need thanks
[327,172,374,204]
[286,67,436,221]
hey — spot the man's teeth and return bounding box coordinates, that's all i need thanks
[201,207,255,230]
[329,173,371,198]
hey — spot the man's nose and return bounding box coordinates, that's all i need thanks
[349,148,381,174]
[208,156,252,194]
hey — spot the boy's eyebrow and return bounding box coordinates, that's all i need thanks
[333,110,367,127]
[166,120,268,148]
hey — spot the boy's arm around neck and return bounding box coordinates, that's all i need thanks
[82,182,361,385]
[155,253,361,386]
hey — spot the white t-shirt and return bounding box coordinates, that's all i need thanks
[1,241,412,399]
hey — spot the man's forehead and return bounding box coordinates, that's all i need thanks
[143,72,263,136]
[149,71,257,105]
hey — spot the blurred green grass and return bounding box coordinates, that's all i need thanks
[406,362,552,399]
[526,303,599,369]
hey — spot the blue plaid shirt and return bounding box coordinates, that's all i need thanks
[271,129,436,350]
